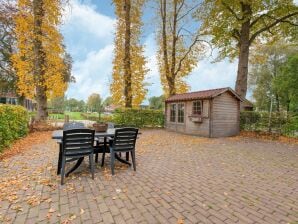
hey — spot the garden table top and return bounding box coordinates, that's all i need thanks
[52,128,117,140]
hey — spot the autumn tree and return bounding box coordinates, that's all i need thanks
[195,0,298,98]
[111,0,148,108]
[66,98,85,112]
[12,0,70,121]
[156,0,207,97]
[87,93,102,119]
[0,0,17,91]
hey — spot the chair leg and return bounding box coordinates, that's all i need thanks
[95,153,98,163]
[131,150,136,171]
[126,152,129,161]
[61,156,66,185]
[101,152,105,167]
[57,143,62,175]
[89,154,95,180]
[111,151,115,175]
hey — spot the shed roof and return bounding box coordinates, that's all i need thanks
[165,87,243,102]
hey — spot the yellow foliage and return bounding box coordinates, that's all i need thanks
[156,1,206,97]
[111,0,148,107]
[12,0,68,99]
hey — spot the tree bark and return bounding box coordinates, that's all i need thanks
[160,0,174,96]
[168,0,178,96]
[235,2,251,99]
[33,0,47,121]
[123,0,132,108]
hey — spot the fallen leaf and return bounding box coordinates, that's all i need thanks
[69,214,76,220]
[80,208,85,215]
[48,208,55,213]
[177,217,184,224]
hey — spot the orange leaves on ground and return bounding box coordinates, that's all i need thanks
[177,217,184,224]
[239,131,298,144]
[0,131,51,161]
[26,195,41,207]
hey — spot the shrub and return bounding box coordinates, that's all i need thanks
[112,108,164,128]
[240,111,297,137]
[0,104,29,152]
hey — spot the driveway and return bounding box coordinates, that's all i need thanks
[0,129,297,223]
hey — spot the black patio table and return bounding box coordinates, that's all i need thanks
[52,128,132,176]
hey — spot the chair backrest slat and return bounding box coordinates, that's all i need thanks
[112,128,138,152]
[63,129,95,154]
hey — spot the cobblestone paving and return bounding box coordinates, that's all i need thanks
[0,129,297,224]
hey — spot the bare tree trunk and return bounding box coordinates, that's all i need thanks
[123,0,132,108]
[160,0,174,96]
[168,0,178,96]
[235,2,251,99]
[33,0,47,121]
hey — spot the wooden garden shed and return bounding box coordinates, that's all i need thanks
[165,87,243,137]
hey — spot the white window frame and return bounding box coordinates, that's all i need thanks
[192,100,202,116]
[177,103,185,123]
[169,103,176,122]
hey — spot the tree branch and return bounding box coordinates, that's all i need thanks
[174,36,211,77]
[177,2,200,21]
[231,28,240,41]
[249,11,298,44]
[222,1,241,20]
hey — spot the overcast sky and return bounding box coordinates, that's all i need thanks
[61,0,239,102]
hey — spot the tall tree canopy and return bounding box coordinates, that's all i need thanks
[111,0,148,108]
[249,42,298,112]
[12,0,70,121]
[0,0,17,91]
[87,93,102,114]
[195,0,298,98]
[273,52,298,112]
[149,95,165,110]
[157,0,207,97]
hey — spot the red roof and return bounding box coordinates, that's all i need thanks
[165,87,242,102]
[0,92,18,98]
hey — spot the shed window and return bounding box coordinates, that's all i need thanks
[0,97,6,104]
[177,103,184,123]
[192,100,202,115]
[170,104,176,122]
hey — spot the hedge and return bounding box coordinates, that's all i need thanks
[112,108,164,128]
[240,111,298,137]
[0,104,29,152]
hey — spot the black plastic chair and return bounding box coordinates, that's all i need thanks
[109,128,138,175]
[56,122,86,175]
[94,122,115,164]
[94,138,110,166]
[61,129,95,185]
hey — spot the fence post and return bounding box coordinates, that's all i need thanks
[65,115,69,123]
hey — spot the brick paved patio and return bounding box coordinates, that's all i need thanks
[0,129,297,224]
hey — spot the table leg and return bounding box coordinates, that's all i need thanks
[66,157,84,177]
[57,143,62,175]
[115,153,131,166]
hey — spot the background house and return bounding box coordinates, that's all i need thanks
[165,87,242,137]
[0,92,35,111]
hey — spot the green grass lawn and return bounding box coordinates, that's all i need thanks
[49,112,100,121]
